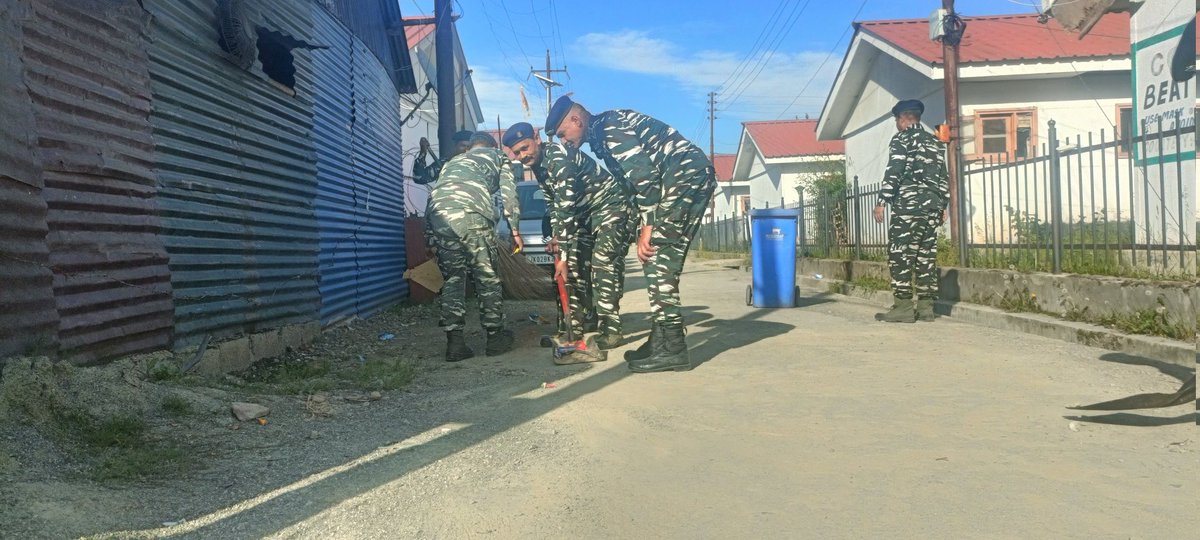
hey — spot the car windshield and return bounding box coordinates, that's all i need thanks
[518,184,547,219]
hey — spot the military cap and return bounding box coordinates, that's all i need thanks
[891,99,924,118]
[502,122,536,147]
[452,130,474,142]
[544,95,575,137]
[469,131,497,147]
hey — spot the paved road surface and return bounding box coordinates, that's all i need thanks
[177,259,1196,539]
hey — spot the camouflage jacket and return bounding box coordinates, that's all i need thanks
[426,147,520,231]
[878,125,949,214]
[584,109,714,226]
[530,141,633,253]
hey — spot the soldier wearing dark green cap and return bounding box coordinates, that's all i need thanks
[872,99,949,323]
[424,135,524,361]
[545,96,716,373]
[413,130,475,185]
[504,122,634,352]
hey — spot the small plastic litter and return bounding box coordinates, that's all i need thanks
[162,519,187,527]
[528,312,540,322]
[542,382,557,389]
[378,333,395,341]
[813,273,824,280]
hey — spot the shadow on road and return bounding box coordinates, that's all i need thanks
[1062,412,1197,427]
[1065,353,1196,427]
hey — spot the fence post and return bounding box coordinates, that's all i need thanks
[852,175,862,260]
[1047,119,1063,274]
[798,190,808,255]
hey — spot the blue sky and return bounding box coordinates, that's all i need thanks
[405,1,1036,154]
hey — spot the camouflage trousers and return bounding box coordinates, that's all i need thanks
[429,212,504,332]
[560,205,632,336]
[887,211,941,300]
[644,168,716,326]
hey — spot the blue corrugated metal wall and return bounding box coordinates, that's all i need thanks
[312,6,408,326]
[145,0,320,346]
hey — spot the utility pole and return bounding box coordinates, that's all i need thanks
[940,0,966,263]
[434,0,455,160]
[529,49,567,135]
[707,91,718,222]
[707,92,717,160]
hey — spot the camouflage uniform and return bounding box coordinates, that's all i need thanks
[425,147,520,331]
[584,110,715,327]
[532,141,634,337]
[878,124,949,300]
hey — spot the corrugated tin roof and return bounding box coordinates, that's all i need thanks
[743,120,844,159]
[326,0,417,93]
[711,154,735,182]
[404,17,434,49]
[858,13,1135,65]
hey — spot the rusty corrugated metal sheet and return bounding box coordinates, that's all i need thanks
[20,0,173,363]
[326,0,417,93]
[146,0,320,346]
[312,7,408,326]
[0,1,58,359]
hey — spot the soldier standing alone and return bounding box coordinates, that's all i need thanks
[425,133,523,360]
[873,99,949,323]
[545,96,716,373]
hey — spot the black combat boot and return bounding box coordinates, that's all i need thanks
[875,298,916,323]
[628,323,690,373]
[445,330,474,362]
[915,298,936,321]
[623,323,658,362]
[594,332,623,350]
[485,328,515,356]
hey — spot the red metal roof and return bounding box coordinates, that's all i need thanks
[743,119,844,159]
[859,13,1134,65]
[403,17,434,50]
[711,154,735,182]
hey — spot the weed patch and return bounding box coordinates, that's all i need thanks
[161,395,192,417]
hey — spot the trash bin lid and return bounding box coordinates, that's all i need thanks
[749,208,800,218]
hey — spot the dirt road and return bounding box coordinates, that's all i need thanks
[108,258,1192,539]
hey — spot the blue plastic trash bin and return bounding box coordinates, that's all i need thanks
[747,208,800,308]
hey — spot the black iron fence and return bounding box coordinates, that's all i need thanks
[697,119,1197,279]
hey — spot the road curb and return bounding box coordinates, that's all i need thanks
[798,275,1195,368]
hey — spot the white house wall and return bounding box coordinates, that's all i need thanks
[843,53,943,189]
[713,184,749,220]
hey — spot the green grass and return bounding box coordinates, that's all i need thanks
[147,357,183,382]
[50,409,186,482]
[849,276,891,292]
[347,356,417,391]
[161,395,193,417]
[236,355,416,395]
[1065,305,1197,342]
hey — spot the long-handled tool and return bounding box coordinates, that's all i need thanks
[552,263,606,364]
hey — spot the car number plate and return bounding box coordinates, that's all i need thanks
[526,254,553,265]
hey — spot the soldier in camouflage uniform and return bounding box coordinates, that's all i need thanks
[546,96,716,373]
[503,122,635,352]
[872,99,949,323]
[413,130,475,185]
[425,133,523,360]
